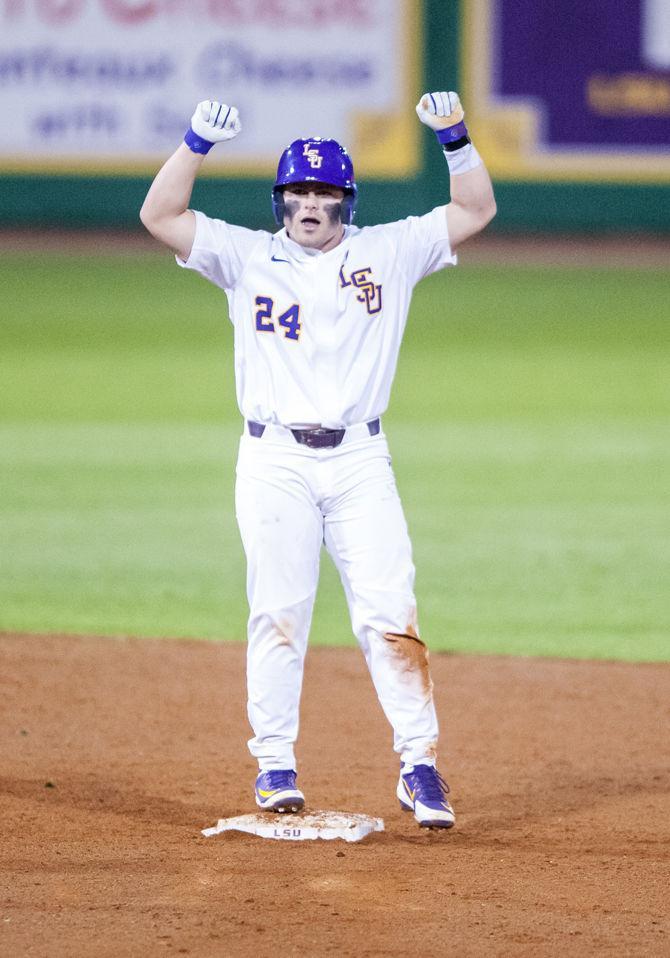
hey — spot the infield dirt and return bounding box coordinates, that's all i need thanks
[1,634,668,957]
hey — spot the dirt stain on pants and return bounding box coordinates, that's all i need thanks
[383,624,434,698]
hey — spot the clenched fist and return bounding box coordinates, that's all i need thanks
[190,100,241,143]
[416,91,464,131]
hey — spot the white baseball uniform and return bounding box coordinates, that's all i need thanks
[177,207,457,771]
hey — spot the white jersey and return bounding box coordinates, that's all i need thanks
[177,207,457,428]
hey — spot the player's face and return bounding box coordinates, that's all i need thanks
[282,182,346,252]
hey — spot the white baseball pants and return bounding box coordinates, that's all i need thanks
[235,422,439,772]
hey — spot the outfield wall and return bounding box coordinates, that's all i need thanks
[0,0,668,232]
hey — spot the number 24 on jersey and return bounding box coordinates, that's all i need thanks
[255,296,301,341]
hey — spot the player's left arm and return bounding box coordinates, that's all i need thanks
[445,161,496,251]
[416,91,497,251]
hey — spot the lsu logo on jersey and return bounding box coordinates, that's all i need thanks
[339,265,383,315]
[302,143,323,169]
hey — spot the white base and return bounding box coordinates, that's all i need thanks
[202,810,384,843]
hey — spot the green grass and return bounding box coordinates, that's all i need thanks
[1,253,668,659]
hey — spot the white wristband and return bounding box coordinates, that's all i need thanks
[444,143,482,175]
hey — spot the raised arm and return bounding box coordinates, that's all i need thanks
[416,91,496,251]
[140,101,241,262]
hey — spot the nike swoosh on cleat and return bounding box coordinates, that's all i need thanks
[257,788,280,798]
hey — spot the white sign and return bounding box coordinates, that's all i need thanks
[643,0,670,69]
[0,0,422,176]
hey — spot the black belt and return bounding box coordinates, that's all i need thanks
[247,418,380,449]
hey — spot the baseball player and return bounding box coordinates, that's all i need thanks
[140,92,495,829]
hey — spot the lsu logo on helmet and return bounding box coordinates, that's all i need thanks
[302,144,323,169]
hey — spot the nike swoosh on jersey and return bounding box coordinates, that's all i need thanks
[271,254,290,263]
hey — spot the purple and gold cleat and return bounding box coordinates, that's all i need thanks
[255,769,305,813]
[397,764,455,829]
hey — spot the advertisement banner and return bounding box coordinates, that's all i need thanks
[0,0,422,177]
[463,0,670,182]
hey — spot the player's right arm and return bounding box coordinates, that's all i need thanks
[140,100,241,262]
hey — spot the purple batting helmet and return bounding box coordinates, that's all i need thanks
[272,137,357,225]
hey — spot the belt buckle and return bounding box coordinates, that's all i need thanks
[304,428,331,448]
[293,427,343,448]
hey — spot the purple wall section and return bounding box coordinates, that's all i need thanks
[497,0,670,149]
